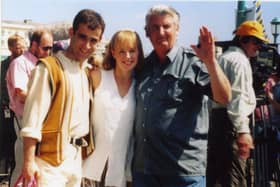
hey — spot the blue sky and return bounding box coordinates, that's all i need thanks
[2,0,280,53]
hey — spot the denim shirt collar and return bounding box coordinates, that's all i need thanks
[148,44,198,79]
[164,44,197,78]
[166,44,180,63]
[149,44,180,64]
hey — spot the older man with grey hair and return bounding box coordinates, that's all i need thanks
[132,4,231,187]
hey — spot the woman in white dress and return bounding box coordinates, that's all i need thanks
[82,29,144,187]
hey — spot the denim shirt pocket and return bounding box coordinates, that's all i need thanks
[159,74,185,104]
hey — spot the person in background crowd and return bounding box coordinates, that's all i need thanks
[264,74,280,183]
[52,40,66,54]
[265,74,280,127]
[20,9,105,187]
[5,28,53,187]
[132,4,231,187]
[82,29,144,187]
[0,34,26,185]
[207,20,268,187]
[87,53,104,69]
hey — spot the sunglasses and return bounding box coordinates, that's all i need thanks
[250,37,263,46]
[41,46,53,51]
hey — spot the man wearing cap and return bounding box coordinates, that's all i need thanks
[206,20,268,187]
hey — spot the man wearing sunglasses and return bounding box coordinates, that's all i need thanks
[6,28,53,187]
[207,21,269,187]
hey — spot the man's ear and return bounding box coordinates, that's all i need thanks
[30,41,38,51]
[69,28,74,37]
[175,24,179,37]
[145,27,150,37]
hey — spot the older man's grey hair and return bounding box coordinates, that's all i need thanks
[145,4,180,28]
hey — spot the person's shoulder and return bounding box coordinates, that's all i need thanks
[222,46,246,58]
[21,51,35,61]
[172,46,198,63]
[90,68,102,89]
[1,57,11,69]
[142,53,155,71]
[144,51,155,62]
[90,68,101,78]
[11,51,33,67]
[273,83,280,102]
[220,47,248,65]
[219,49,249,74]
[181,46,196,56]
[37,55,60,70]
[11,54,23,64]
[1,56,9,63]
[8,55,22,69]
[178,46,200,65]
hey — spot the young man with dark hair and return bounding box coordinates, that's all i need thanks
[20,9,105,186]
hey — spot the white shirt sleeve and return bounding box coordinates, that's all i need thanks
[21,63,52,141]
[220,54,256,133]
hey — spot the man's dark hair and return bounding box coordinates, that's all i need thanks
[73,9,105,36]
[232,35,260,47]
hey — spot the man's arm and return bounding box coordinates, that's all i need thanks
[223,53,256,160]
[206,58,232,104]
[20,63,52,181]
[15,88,27,103]
[267,94,280,112]
[265,78,280,112]
[22,137,40,182]
[191,26,231,104]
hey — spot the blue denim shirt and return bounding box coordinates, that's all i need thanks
[132,45,212,176]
